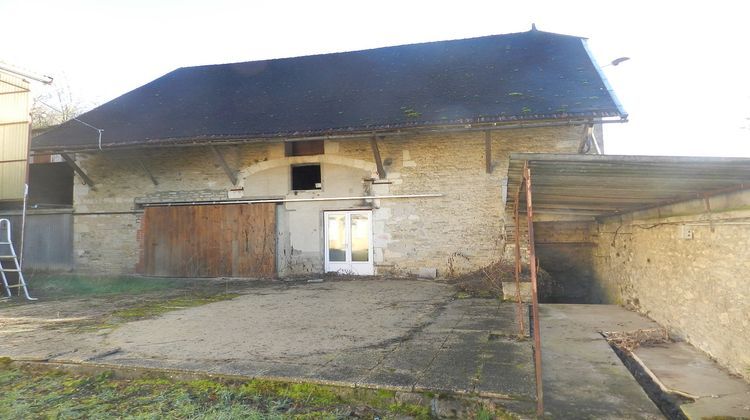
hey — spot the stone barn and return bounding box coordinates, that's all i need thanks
[30,27,625,279]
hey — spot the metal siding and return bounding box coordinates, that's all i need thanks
[0,213,73,271]
[0,71,30,201]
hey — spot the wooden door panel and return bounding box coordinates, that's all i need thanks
[139,203,276,277]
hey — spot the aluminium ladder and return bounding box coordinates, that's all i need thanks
[0,219,36,300]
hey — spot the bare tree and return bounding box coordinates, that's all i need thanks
[30,81,83,131]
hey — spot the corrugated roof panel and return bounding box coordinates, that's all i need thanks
[506,153,750,221]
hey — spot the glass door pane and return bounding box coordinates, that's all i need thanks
[350,213,370,262]
[327,214,347,262]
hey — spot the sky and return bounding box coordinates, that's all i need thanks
[2,0,749,157]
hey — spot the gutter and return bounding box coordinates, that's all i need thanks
[31,117,628,154]
[0,63,53,84]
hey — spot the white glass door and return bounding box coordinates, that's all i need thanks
[324,211,373,275]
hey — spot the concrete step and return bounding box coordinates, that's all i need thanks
[633,342,750,419]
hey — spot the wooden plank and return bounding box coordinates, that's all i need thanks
[139,203,275,278]
[370,136,386,179]
[61,153,96,189]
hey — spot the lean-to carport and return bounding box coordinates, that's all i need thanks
[505,152,750,415]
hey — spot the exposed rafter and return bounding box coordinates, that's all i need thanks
[209,145,238,186]
[370,135,386,180]
[136,157,158,186]
[61,153,95,190]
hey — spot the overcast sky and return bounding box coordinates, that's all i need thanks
[2,0,749,156]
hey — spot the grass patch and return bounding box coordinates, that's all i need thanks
[26,274,185,298]
[0,365,443,419]
[110,293,240,321]
[0,363,524,418]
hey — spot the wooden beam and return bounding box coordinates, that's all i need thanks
[370,135,386,179]
[485,130,492,173]
[136,158,158,186]
[577,124,590,153]
[209,145,238,186]
[61,153,96,190]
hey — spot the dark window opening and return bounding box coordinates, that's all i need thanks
[28,163,73,207]
[285,140,324,157]
[291,164,321,190]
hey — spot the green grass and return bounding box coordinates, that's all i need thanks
[109,293,240,321]
[0,363,521,419]
[26,274,185,298]
[0,365,410,419]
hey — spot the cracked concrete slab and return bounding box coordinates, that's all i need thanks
[540,304,664,419]
[0,279,688,418]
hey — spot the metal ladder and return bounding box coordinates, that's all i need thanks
[0,219,36,301]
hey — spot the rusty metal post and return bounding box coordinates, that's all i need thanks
[512,187,525,336]
[524,161,544,416]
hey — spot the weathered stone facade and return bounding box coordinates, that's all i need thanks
[589,189,750,380]
[70,127,582,277]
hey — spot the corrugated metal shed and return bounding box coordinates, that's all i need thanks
[0,69,30,201]
[506,153,750,220]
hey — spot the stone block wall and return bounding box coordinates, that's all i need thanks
[534,221,601,302]
[69,126,582,276]
[590,189,750,380]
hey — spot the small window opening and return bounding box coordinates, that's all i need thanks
[285,140,324,157]
[291,164,321,190]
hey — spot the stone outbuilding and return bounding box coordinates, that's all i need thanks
[29,27,626,278]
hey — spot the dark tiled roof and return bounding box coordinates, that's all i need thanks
[32,29,625,150]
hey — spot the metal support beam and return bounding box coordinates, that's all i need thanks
[136,158,158,186]
[370,135,386,179]
[209,145,238,186]
[523,161,544,417]
[512,186,526,337]
[577,124,590,154]
[588,124,602,154]
[578,123,602,154]
[61,153,96,190]
[485,130,492,173]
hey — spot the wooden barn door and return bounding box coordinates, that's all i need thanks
[138,203,276,278]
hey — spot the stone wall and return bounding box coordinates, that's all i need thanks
[590,189,750,380]
[534,221,601,303]
[69,126,582,276]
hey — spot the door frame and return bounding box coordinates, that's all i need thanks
[323,210,374,275]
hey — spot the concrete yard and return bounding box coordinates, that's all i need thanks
[3,278,744,418]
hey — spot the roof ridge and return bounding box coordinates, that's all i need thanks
[176,28,586,71]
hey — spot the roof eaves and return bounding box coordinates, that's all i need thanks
[32,113,624,153]
[580,38,628,119]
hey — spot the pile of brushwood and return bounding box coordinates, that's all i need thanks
[602,328,671,352]
[448,259,555,299]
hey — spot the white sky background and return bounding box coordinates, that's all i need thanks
[2,0,749,157]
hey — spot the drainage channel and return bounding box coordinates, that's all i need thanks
[603,337,692,420]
